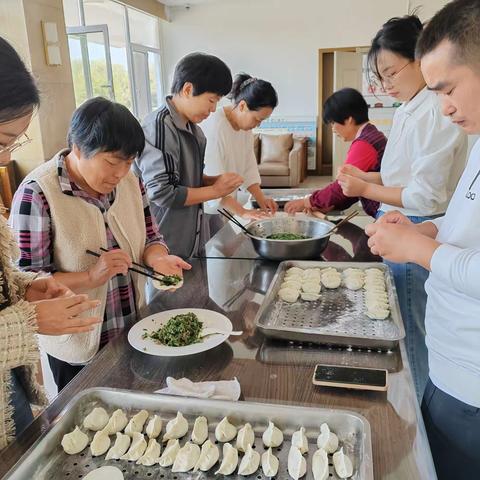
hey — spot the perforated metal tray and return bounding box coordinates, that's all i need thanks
[4,388,373,480]
[255,261,405,350]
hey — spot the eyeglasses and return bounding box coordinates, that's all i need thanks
[372,61,412,89]
[0,133,32,155]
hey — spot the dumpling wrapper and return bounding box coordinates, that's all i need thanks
[105,432,131,460]
[124,409,149,436]
[284,274,303,283]
[61,426,89,455]
[301,282,321,294]
[236,422,255,452]
[193,439,220,472]
[316,423,338,454]
[83,407,109,431]
[145,415,162,439]
[301,292,320,302]
[191,416,209,444]
[287,446,307,480]
[281,280,303,290]
[262,421,283,448]
[163,411,188,441]
[343,268,364,276]
[137,438,161,466]
[278,287,300,303]
[215,416,237,442]
[312,448,329,480]
[238,444,260,476]
[172,441,201,472]
[83,466,124,480]
[90,430,111,456]
[366,307,390,320]
[261,448,279,477]
[103,409,128,435]
[158,439,180,467]
[287,267,304,275]
[333,447,354,478]
[291,427,308,454]
[121,432,147,461]
[152,278,184,291]
[215,442,238,475]
[321,267,338,274]
[321,275,342,289]
[344,277,364,291]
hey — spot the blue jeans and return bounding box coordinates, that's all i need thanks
[10,368,34,437]
[376,211,434,403]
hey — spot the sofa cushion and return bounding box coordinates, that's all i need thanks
[260,133,293,164]
[258,162,290,176]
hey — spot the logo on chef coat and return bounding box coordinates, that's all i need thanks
[466,169,480,201]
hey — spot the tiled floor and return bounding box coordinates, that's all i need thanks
[299,175,332,189]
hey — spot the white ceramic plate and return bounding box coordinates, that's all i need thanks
[128,308,233,357]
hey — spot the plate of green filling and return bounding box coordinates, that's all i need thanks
[266,233,310,240]
[128,308,233,356]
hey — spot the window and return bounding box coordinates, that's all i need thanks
[63,0,164,118]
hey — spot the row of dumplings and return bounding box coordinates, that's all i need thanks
[362,268,390,320]
[61,408,353,478]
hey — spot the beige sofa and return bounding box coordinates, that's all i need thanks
[254,133,307,188]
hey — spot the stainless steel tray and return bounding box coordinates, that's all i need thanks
[251,188,315,208]
[255,261,405,350]
[4,387,373,480]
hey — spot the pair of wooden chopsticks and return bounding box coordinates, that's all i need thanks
[217,208,253,236]
[326,210,360,235]
[85,248,168,283]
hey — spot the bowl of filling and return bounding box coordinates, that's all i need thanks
[245,214,335,261]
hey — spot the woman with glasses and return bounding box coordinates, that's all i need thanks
[0,37,103,450]
[337,15,468,402]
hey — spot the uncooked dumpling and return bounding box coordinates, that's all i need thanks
[344,277,364,290]
[301,282,321,294]
[163,411,188,441]
[278,287,300,303]
[105,432,131,460]
[366,307,390,320]
[125,409,149,436]
[287,446,307,480]
[238,444,260,475]
[312,448,329,480]
[291,427,308,454]
[287,267,304,276]
[301,292,320,302]
[333,447,353,478]
[236,422,255,452]
[137,438,161,466]
[193,439,220,472]
[90,430,111,456]
[121,432,147,461]
[191,416,209,445]
[158,439,180,467]
[83,407,109,431]
[321,274,341,289]
[145,415,162,439]
[261,447,279,477]
[103,409,128,435]
[262,421,283,448]
[281,280,303,291]
[316,423,338,454]
[215,417,237,442]
[214,442,238,475]
[172,441,201,472]
[83,466,124,480]
[152,278,184,291]
[61,426,89,455]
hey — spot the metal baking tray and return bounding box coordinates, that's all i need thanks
[251,189,315,209]
[4,387,373,480]
[255,261,405,350]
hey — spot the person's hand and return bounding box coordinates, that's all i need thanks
[337,164,365,179]
[376,210,413,226]
[87,249,132,288]
[240,208,270,220]
[212,173,244,198]
[337,173,368,197]
[150,255,192,278]
[284,199,306,215]
[33,295,101,335]
[26,276,73,302]
[258,198,278,214]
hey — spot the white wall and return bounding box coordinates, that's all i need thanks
[161,0,450,118]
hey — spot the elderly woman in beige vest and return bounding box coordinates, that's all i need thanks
[0,37,102,451]
[10,97,191,392]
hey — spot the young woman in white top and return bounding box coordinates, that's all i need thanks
[337,15,468,402]
[202,73,279,219]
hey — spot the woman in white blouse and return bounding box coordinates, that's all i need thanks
[202,73,279,219]
[338,15,468,402]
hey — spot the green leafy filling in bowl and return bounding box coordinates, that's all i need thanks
[266,233,310,240]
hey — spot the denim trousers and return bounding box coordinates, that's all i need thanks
[10,368,34,437]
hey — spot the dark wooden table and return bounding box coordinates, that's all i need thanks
[0,220,437,479]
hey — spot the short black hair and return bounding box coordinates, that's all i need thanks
[67,97,145,159]
[322,88,369,125]
[228,73,278,110]
[416,0,480,68]
[0,36,40,123]
[368,15,423,81]
[171,52,232,97]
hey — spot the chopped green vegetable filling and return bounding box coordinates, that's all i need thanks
[142,312,203,347]
[267,233,310,240]
[158,274,182,286]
